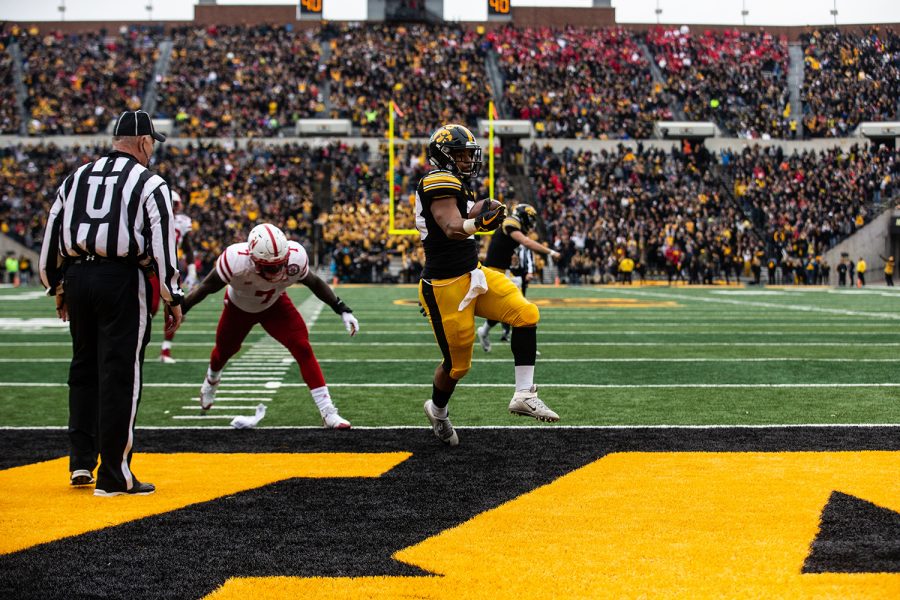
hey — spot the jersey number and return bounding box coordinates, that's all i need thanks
[255,289,276,304]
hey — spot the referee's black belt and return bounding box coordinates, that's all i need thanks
[70,255,131,265]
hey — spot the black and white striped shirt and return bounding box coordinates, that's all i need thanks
[39,150,183,305]
[515,245,535,276]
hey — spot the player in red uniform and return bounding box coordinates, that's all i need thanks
[149,190,196,363]
[182,223,359,429]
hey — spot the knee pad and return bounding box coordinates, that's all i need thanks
[512,302,540,328]
[449,362,471,380]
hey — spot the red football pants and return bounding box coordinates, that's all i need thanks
[210,292,326,389]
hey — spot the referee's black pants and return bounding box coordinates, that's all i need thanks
[65,261,152,492]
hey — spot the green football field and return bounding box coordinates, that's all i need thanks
[0,283,898,428]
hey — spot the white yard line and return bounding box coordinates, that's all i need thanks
[4,423,899,430]
[4,356,899,364]
[603,288,900,321]
[3,382,899,389]
[8,341,897,348]
[170,296,324,420]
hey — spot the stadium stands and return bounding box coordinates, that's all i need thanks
[801,28,900,137]
[325,24,493,138]
[0,33,19,134]
[528,142,754,283]
[17,27,158,135]
[156,25,324,137]
[489,26,672,139]
[645,26,791,139]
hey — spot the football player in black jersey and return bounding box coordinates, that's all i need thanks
[477,203,559,352]
[416,124,560,446]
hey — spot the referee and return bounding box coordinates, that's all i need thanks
[39,110,184,497]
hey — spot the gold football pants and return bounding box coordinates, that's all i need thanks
[418,266,539,380]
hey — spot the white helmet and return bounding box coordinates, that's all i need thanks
[171,190,182,212]
[247,223,290,281]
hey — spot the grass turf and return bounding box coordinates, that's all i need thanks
[1,284,899,427]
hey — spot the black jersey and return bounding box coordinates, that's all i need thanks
[483,216,523,270]
[415,170,478,279]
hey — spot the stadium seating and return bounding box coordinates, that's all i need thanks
[645,26,791,139]
[325,24,493,138]
[156,25,324,137]
[17,28,158,135]
[488,26,672,139]
[801,28,900,137]
[0,34,19,134]
[722,143,899,254]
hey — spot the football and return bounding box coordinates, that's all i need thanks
[469,198,503,218]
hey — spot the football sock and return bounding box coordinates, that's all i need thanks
[161,340,172,351]
[511,326,537,366]
[310,386,335,415]
[432,383,452,410]
[485,319,498,329]
[515,365,535,392]
[207,367,222,383]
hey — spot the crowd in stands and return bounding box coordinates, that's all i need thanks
[3,138,896,286]
[645,26,792,139]
[801,28,900,138]
[1,30,20,134]
[15,26,158,135]
[326,24,493,138]
[529,141,898,285]
[3,23,900,140]
[722,143,899,259]
[529,142,758,284]
[156,25,324,137]
[489,26,672,139]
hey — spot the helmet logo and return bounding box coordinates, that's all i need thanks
[433,129,454,143]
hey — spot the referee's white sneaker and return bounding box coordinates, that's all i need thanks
[509,385,559,422]
[70,469,94,486]
[199,377,219,410]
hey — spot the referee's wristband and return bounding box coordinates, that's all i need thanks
[462,219,477,235]
[331,297,352,314]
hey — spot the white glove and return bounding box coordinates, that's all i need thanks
[183,263,198,290]
[341,312,359,337]
[230,404,267,429]
[549,250,561,261]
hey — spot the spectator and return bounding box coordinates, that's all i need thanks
[490,26,672,139]
[646,26,790,139]
[802,28,899,138]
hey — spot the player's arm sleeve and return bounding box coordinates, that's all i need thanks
[215,246,238,284]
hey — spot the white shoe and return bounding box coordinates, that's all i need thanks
[158,353,176,364]
[199,377,219,410]
[477,325,492,353]
[322,411,351,429]
[424,400,459,446]
[509,385,559,422]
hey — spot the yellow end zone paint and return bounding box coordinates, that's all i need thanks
[0,452,411,555]
[392,297,679,309]
[208,452,900,599]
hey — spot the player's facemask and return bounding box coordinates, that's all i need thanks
[253,260,288,282]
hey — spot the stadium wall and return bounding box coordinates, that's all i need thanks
[824,208,900,285]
